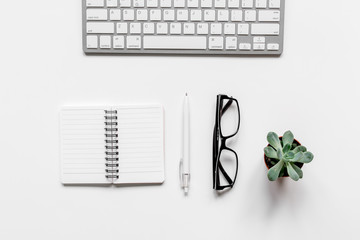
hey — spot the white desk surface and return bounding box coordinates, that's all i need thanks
[1,0,360,239]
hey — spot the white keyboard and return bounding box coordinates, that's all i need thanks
[83,0,285,55]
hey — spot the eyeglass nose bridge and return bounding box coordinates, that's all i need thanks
[220,138,228,148]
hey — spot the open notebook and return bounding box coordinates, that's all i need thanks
[60,105,164,184]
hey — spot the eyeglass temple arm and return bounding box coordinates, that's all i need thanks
[212,127,218,188]
[220,99,233,116]
[217,161,234,186]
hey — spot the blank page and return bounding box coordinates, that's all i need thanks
[114,105,165,184]
[60,108,110,184]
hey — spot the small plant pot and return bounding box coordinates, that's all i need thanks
[264,137,304,178]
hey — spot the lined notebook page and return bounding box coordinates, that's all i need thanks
[114,105,164,184]
[60,108,110,184]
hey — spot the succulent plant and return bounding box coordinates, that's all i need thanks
[264,131,314,181]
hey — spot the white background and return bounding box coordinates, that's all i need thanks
[1,0,360,239]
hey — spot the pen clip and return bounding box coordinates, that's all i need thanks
[179,158,183,187]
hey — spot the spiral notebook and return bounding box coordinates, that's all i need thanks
[60,105,164,184]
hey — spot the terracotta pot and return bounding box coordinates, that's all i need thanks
[264,137,304,177]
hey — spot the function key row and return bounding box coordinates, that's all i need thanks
[87,0,281,9]
[87,35,280,51]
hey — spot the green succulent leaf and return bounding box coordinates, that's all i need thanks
[277,149,283,160]
[285,152,295,159]
[286,162,300,181]
[290,163,303,179]
[297,152,314,163]
[282,131,294,147]
[264,146,278,159]
[267,132,282,150]
[283,144,291,153]
[293,146,307,153]
[268,160,284,181]
[290,152,304,162]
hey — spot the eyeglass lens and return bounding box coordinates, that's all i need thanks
[220,98,240,138]
[217,149,238,187]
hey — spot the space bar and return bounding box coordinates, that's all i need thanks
[143,36,207,50]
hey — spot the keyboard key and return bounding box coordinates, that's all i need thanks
[258,10,280,22]
[174,0,185,7]
[110,9,121,20]
[127,36,142,49]
[117,23,128,33]
[143,36,207,49]
[177,10,189,21]
[188,0,199,8]
[106,0,117,7]
[224,23,235,35]
[120,0,131,7]
[204,10,215,21]
[237,23,249,35]
[130,23,141,33]
[226,37,237,50]
[100,35,111,48]
[160,0,172,7]
[143,23,155,34]
[253,36,265,43]
[209,37,224,50]
[245,10,256,22]
[251,23,280,35]
[211,23,222,35]
[197,23,209,34]
[164,9,175,21]
[113,36,125,48]
[87,0,104,7]
[201,0,212,8]
[256,0,266,8]
[269,0,281,8]
[134,0,145,7]
[150,9,161,20]
[239,43,251,50]
[217,10,229,21]
[242,0,253,8]
[87,9,108,20]
[253,43,265,50]
[87,22,114,33]
[123,9,135,20]
[228,0,240,8]
[184,23,195,34]
[214,0,226,8]
[170,23,182,34]
[147,0,158,7]
[137,9,148,20]
[191,10,202,21]
[231,10,242,21]
[87,35,98,48]
[157,23,168,34]
[267,43,279,50]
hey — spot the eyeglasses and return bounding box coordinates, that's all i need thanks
[213,94,240,191]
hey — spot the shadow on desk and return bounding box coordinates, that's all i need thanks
[241,157,307,219]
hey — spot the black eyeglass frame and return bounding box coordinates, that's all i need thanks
[212,94,240,191]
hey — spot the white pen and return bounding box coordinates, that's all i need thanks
[179,93,190,194]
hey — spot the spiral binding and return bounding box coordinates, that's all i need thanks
[104,110,119,181]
